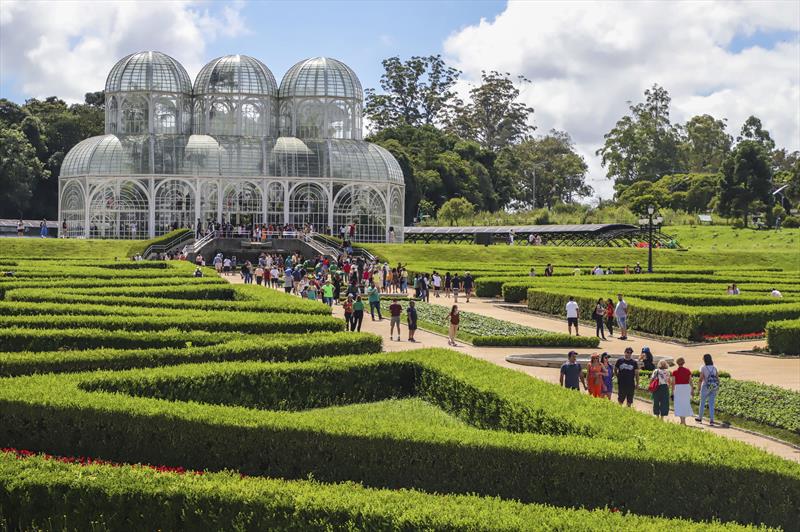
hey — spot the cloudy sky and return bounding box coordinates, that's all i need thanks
[1,0,798,199]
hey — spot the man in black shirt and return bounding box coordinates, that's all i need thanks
[614,347,639,406]
[463,272,474,302]
[560,351,586,391]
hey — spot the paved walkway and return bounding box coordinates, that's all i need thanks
[226,277,800,462]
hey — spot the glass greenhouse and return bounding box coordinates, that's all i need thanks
[59,52,405,242]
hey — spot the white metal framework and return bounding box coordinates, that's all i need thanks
[59,51,405,243]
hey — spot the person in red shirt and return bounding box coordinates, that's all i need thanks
[670,357,694,425]
[389,298,403,341]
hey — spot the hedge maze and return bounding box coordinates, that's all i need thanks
[1,250,798,529]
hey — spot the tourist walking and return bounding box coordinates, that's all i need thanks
[322,280,334,306]
[447,304,460,346]
[407,300,418,342]
[444,272,451,298]
[351,295,365,332]
[565,296,580,336]
[593,298,606,340]
[463,272,473,302]
[600,352,613,399]
[605,298,614,337]
[615,294,628,340]
[671,357,694,425]
[452,273,461,303]
[650,360,670,419]
[696,354,720,426]
[367,283,382,320]
[389,298,402,341]
[432,272,441,297]
[586,353,605,397]
[16,219,24,237]
[614,347,639,407]
[343,295,354,330]
[560,351,586,391]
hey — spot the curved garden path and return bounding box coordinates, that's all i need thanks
[224,276,799,462]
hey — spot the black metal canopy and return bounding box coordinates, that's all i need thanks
[403,224,674,247]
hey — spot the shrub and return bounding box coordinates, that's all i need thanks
[781,215,800,228]
[0,350,797,528]
[0,332,382,376]
[503,281,538,302]
[475,277,525,297]
[472,334,599,348]
[0,451,753,531]
[766,318,800,356]
[0,313,345,335]
[0,327,227,352]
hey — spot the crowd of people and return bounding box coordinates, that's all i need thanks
[564,293,629,340]
[560,349,721,424]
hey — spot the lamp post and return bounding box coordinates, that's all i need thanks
[644,205,662,273]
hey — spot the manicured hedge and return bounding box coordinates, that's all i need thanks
[472,334,599,347]
[766,318,800,356]
[0,276,226,297]
[4,288,330,315]
[0,452,753,531]
[0,332,382,376]
[526,288,800,340]
[0,350,797,528]
[126,228,192,257]
[0,327,229,352]
[0,312,344,335]
[20,284,238,301]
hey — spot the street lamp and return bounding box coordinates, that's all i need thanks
[644,205,662,273]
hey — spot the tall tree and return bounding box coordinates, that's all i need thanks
[0,128,48,218]
[680,114,732,172]
[737,115,775,151]
[597,84,683,189]
[436,197,475,226]
[717,140,772,226]
[364,55,460,131]
[496,130,591,208]
[448,71,534,152]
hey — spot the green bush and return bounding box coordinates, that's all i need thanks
[475,277,525,297]
[526,289,800,340]
[766,318,800,356]
[0,332,382,376]
[503,281,538,302]
[472,334,599,348]
[4,288,330,315]
[0,452,754,531]
[781,215,800,228]
[0,312,345,335]
[0,327,228,352]
[0,350,797,528]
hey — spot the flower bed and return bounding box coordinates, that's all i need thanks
[701,332,765,342]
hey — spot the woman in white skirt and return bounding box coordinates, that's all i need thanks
[670,357,694,425]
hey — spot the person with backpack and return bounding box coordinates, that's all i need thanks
[593,298,606,340]
[407,300,418,342]
[696,354,720,426]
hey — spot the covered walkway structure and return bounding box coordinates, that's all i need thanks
[402,224,675,247]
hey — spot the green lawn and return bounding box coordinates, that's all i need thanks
[666,225,800,252]
[0,238,142,260]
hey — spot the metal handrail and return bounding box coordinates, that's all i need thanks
[190,232,215,254]
[142,230,194,259]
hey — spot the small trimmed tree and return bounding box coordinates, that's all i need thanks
[437,197,475,226]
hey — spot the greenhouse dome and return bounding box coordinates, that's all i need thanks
[59,51,404,242]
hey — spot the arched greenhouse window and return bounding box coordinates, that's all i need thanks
[241,102,263,136]
[155,179,195,235]
[60,181,85,238]
[222,181,263,226]
[333,186,386,242]
[266,182,284,225]
[209,100,234,136]
[121,97,148,134]
[153,99,177,134]
[88,180,149,239]
[289,183,328,230]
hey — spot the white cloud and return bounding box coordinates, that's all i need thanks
[444,0,800,200]
[0,0,248,103]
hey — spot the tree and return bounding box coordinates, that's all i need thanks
[597,84,683,189]
[0,128,48,217]
[448,71,534,152]
[616,181,667,215]
[84,91,105,109]
[436,197,475,226]
[737,116,775,151]
[364,55,460,131]
[496,130,591,208]
[680,114,731,172]
[717,140,772,226]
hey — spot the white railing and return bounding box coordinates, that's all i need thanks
[190,232,215,254]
